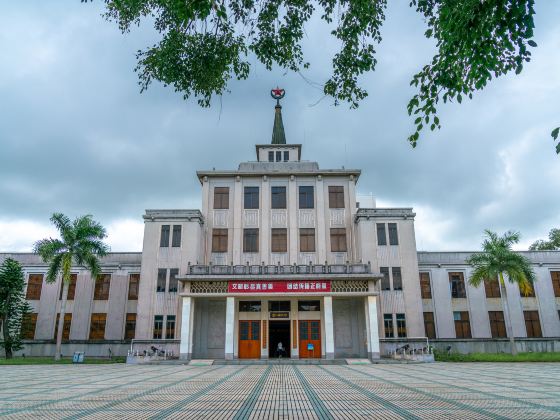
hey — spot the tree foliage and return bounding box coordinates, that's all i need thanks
[0,258,32,359]
[34,213,109,360]
[529,228,560,251]
[90,0,539,147]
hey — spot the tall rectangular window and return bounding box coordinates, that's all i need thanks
[384,314,394,338]
[214,187,229,209]
[276,151,282,162]
[156,269,167,293]
[449,272,466,298]
[299,228,315,252]
[388,223,399,245]
[271,186,286,209]
[89,313,106,340]
[271,228,287,253]
[243,228,259,253]
[171,225,182,247]
[298,186,314,209]
[484,279,501,298]
[166,315,176,339]
[160,225,170,247]
[93,274,111,300]
[268,151,274,162]
[392,267,403,291]
[125,313,136,340]
[128,273,140,300]
[168,268,179,293]
[420,272,432,299]
[552,271,560,297]
[380,267,390,291]
[244,187,259,209]
[21,313,38,340]
[453,311,471,338]
[396,313,407,337]
[153,315,164,339]
[283,151,289,161]
[330,228,347,252]
[376,223,387,246]
[328,186,345,208]
[212,228,228,252]
[54,313,72,341]
[489,311,506,338]
[26,274,43,300]
[59,274,78,300]
[524,311,542,338]
[423,312,436,339]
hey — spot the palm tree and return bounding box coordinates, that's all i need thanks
[466,230,536,355]
[34,213,109,361]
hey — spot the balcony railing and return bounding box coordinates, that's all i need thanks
[186,261,371,276]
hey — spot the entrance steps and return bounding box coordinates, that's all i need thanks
[213,358,348,365]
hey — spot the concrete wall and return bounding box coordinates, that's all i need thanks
[192,298,226,358]
[333,297,367,358]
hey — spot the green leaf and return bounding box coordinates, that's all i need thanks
[552,127,560,140]
[527,40,537,47]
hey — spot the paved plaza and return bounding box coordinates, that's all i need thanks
[0,362,559,419]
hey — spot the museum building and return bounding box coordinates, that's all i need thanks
[2,92,560,359]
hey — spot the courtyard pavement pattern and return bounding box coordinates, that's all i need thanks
[0,363,559,419]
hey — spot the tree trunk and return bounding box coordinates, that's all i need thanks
[2,317,13,359]
[55,280,69,361]
[499,272,517,356]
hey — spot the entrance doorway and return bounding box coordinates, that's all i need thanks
[238,320,260,359]
[299,320,321,358]
[269,321,291,358]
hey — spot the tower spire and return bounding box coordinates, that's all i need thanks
[270,87,286,145]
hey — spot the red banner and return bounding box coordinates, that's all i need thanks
[228,280,331,293]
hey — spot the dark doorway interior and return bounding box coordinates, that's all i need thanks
[269,321,291,358]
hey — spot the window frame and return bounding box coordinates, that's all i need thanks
[243,228,259,253]
[168,268,179,293]
[156,269,167,293]
[449,272,467,298]
[160,225,170,247]
[484,279,501,298]
[244,186,260,209]
[124,313,136,340]
[392,267,403,291]
[93,274,111,300]
[330,228,347,252]
[488,311,506,338]
[166,315,176,339]
[328,186,345,209]
[271,186,287,209]
[298,186,314,209]
[380,267,390,291]
[59,273,78,300]
[552,271,560,298]
[453,311,471,338]
[396,313,407,337]
[376,223,387,246]
[384,314,394,338]
[212,228,228,253]
[89,313,107,340]
[420,272,432,299]
[153,315,164,339]
[271,228,288,253]
[423,312,436,339]
[388,223,399,245]
[299,228,316,252]
[54,313,72,341]
[213,187,230,209]
[524,310,542,338]
[26,274,44,300]
[171,225,182,247]
[128,273,140,300]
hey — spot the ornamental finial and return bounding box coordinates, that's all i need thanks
[271,87,285,106]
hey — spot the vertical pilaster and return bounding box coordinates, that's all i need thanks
[233,178,243,264]
[225,297,236,360]
[288,176,298,264]
[179,296,195,359]
[323,296,335,359]
[261,177,270,264]
[366,295,380,359]
[316,176,327,263]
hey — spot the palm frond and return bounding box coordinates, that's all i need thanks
[45,254,64,283]
[33,238,66,262]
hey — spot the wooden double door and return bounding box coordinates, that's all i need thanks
[299,320,321,358]
[239,320,261,359]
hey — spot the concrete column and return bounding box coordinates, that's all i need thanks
[366,295,380,359]
[225,296,235,360]
[233,179,243,264]
[323,296,335,359]
[179,296,195,359]
[316,177,326,263]
[261,177,270,264]
[288,176,298,264]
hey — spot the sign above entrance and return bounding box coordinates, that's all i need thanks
[228,280,331,293]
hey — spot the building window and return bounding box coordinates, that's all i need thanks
[26,274,43,300]
[484,279,501,298]
[124,313,136,340]
[54,313,72,341]
[160,225,170,247]
[328,186,345,208]
[283,151,289,161]
[239,301,261,312]
[59,274,78,300]
[423,312,436,339]
[93,274,111,300]
[268,301,290,311]
[244,187,259,209]
[214,187,230,209]
[168,268,178,293]
[171,225,182,247]
[271,228,287,253]
[330,228,347,252]
[128,273,140,300]
[271,186,286,209]
[298,186,314,209]
[552,272,560,297]
[384,314,394,338]
[453,311,471,338]
[166,315,176,339]
[276,151,282,162]
[243,228,259,253]
[376,223,387,246]
[299,228,315,252]
[449,272,466,298]
[392,267,402,291]
[156,269,167,293]
[420,272,432,299]
[388,223,399,245]
[153,315,164,339]
[489,311,506,338]
[89,313,106,340]
[524,311,542,338]
[396,313,407,337]
[21,313,37,340]
[380,267,390,291]
[298,300,321,311]
[268,151,274,162]
[212,228,228,253]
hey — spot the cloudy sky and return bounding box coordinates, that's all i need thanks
[1,2,559,253]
